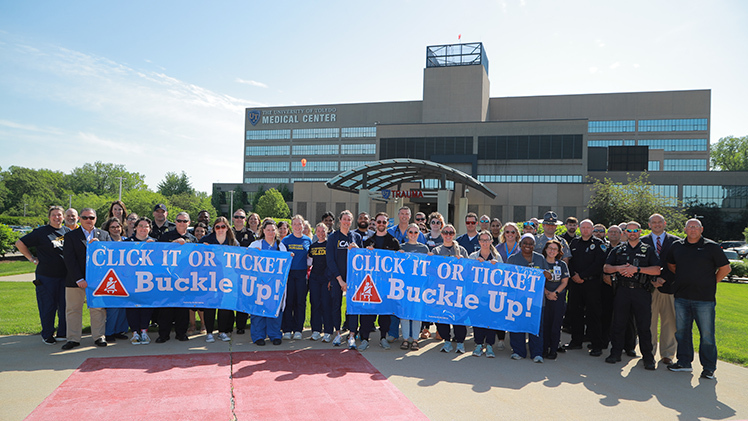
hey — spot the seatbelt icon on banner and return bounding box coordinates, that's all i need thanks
[351,274,382,303]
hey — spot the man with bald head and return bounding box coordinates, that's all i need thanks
[665,219,730,379]
[641,213,680,365]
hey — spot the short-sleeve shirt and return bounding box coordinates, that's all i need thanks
[20,225,70,277]
[402,242,430,254]
[309,240,327,277]
[545,260,569,292]
[534,234,571,260]
[456,233,480,254]
[432,243,469,258]
[507,252,550,271]
[159,230,197,243]
[666,236,729,302]
[605,241,659,280]
[282,234,312,270]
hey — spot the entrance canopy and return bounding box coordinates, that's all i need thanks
[325,158,496,199]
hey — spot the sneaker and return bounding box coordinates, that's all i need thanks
[43,337,56,345]
[533,356,544,363]
[140,331,151,345]
[486,345,495,358]
[347,336,357,350]
[455,343,466,354]
[473,344,484,357]
[322,333,331,343]
[496,340,505,351]
[667,362,693,372]
[55,336,67,342]
[333,333,342,346]
[293,332,303,340]
[380,338,391,350]
[205,333,215,343]
[282,332,292,340]
[700,370,716,380]
[359,339,369,351]
[511,353,523,360]
[386,334,397,343]
[131,332,141,345]
[219,332,231,342]
[311,331,321,341]
[440,341,453,353]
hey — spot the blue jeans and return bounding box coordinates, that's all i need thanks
[674,298,717,372]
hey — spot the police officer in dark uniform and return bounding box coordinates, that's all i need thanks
[231,209,256,247]
[566,219,608,356]
[150,203,176,240]
[603,221,661,369]
[155,211,197,343]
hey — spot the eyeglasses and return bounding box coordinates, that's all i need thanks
[110,225,121,229]
[430,220,442,225]
[176,219,189,223]
[442,231,455,236]
[415,217,425,222]
[523,222,535,227]
[626,229,640,233]
[479,238,491,243]
[592,229,605,233]
[407,231,419,235]
[80,215,95,221]
[214,225,228,230]
[376,220,388,225]
[480,219,490,223]
[127,217,138,221]
[233,215,245,219]
[504,230,517,234]
[465,221,476,225]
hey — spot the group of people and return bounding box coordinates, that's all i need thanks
[16,201,729,379]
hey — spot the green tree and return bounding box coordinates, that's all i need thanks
[277,184,293,202]
[122,190,170,221]
[66,162,147,196]
[169,191,218,222]
[157,171,195,197]
[232,186,246,210]
[587,173,686,229]
[251,185,265,211]
[711,135,748,171]
[255,188,290,219]
[0,223,20,257]
[2,167,66,216]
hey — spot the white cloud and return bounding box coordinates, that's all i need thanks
[0,119,64,135]
[596,39,605,48]
[589,67,599,74]
[609,62,620,69]
[236,78,269,88]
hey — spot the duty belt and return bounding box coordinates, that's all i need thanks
[619,279,646,289]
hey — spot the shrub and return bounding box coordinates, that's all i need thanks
[0,223,20,257]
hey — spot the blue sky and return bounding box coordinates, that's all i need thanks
[1,1,746,193]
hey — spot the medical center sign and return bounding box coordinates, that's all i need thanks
[247,107,337,126]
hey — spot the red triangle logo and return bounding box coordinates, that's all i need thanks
[93,269,130,297]
[351,274,382,303]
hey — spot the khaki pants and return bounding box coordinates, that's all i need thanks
[65,287,106,343]
[650,289,677,360]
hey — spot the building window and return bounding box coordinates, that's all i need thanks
[684,185,748,208]
[648,161,661,171]
[245,145,290,156]
[588,121,636,133]
[513,206,526,222]
[244,177,290,184]
[341,144,376,155]
[478,175,583,183]
[245,162,289,172]
[648,185,679,206]
[380,137,473,160]
[292,144,339,155]
[291,161,338,172]
[341,127,377,138]
[339,161,372,172]
[291,177,330,183]
[663,159,708,171]
[638,119,708,132]
[246,129,291,140]
[478,135,583,160]
[637,139,708,151]
[422,179,455,190]
[588,140,635,147]
[292,128,340,139]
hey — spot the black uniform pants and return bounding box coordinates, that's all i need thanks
[359,315,390,341]
[610,285,654,361]
[158,307,189,339]
[567,279,603,349]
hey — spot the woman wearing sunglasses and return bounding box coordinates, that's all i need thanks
[541,239,569,360]
[248,218,288,346]
[431,224,470,354]
[469,231,503,358]
[399,223,430,351]
[201,217,239,343]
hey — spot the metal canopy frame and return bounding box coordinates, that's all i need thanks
[325,158,496,199]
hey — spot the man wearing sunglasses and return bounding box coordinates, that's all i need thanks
[61,208,111,350]
[603,221,661,369]
[155,212,197,343]
[535,211,571,263]
[232,209,256,247]
[456,212,480,254]
[361,212,401,351]
[388,206,426,244]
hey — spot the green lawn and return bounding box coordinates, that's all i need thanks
[1,281,744,367]
[0,260,36,277]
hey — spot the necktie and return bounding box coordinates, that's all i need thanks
[656,235,662,257]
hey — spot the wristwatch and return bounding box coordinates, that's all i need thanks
[636,267,641,274]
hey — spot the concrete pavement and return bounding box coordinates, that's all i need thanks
[2,326,747,420]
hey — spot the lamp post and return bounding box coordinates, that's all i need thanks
[116,177,123,201]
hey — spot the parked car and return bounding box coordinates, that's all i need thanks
[723,250,742,281]
[720,240,746,250]
[730,244,748,259]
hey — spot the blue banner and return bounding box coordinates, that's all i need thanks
[85,241,291,317]
[346,248,546,334]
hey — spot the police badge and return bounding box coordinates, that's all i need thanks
[248,110,261,126]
